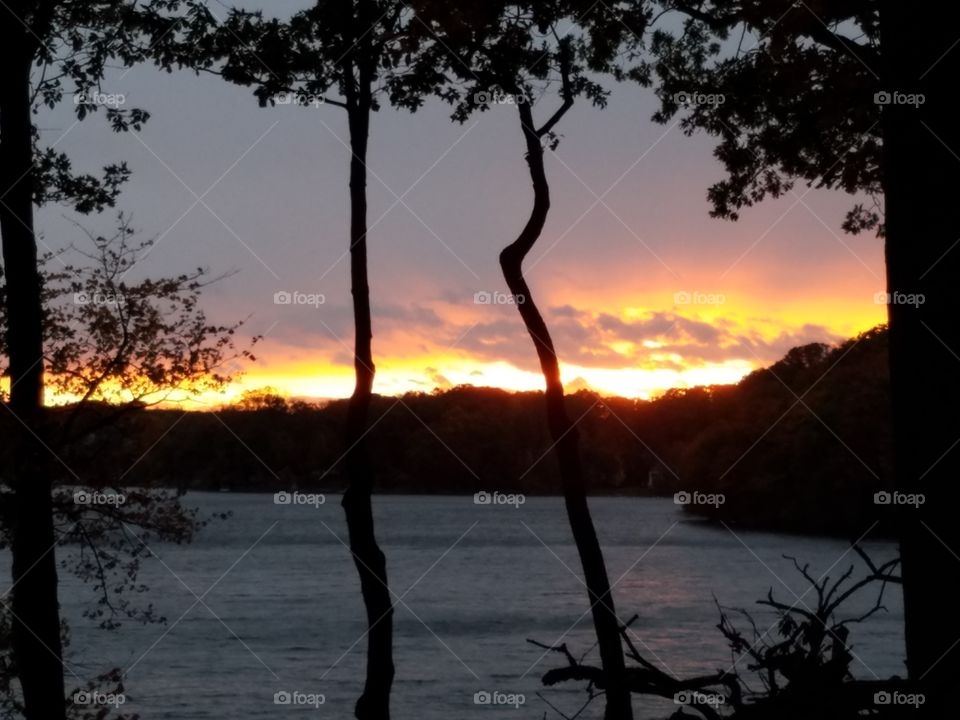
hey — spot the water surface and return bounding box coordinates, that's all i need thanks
[11,494,904,718]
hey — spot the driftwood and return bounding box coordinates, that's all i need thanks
[529,545,914,720]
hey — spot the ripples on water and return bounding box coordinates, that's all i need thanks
[6,494,904,719]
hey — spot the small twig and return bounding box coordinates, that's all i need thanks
[528,638,578,667]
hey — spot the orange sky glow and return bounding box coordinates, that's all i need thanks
[209,291,886,405]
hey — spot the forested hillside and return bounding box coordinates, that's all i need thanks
[25,326,892,535]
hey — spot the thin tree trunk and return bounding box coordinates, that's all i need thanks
[881,3,960,715]
[340,94,394,719]
[499,101,632,720]
[0,27,67,720]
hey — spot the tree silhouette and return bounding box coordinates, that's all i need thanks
[410,3,650,717]
[181,3,440,716]
[0,3,227,716]
[0,216,253,718]
[643,0,960,710]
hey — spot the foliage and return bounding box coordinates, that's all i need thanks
[44,216,254,409]
[643,1,883,234]
[410,1,651,135]
[0,215,248,710]
[157,0,430,114]
[8,1,210,213]
[669,326,892,534]
[1,215,255,416]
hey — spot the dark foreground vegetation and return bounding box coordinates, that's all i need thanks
[28,325,891,536]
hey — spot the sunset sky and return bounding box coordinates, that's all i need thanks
[33,2,887,404]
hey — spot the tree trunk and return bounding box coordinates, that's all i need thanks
[881,3,960,715]
[0,24,67,720]
[340,96,394,720]
[500,102,632,720]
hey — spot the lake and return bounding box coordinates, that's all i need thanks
[7,494,904,718]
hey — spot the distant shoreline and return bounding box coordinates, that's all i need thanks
[165,489,892,540]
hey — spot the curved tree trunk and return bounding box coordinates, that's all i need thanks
[499,101,632,720]
[340,93,394,719]
[0,26,67,720]
[881,3,960,715]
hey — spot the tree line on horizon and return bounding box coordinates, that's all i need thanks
[45,324,891,536]
[2,1,958,719]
